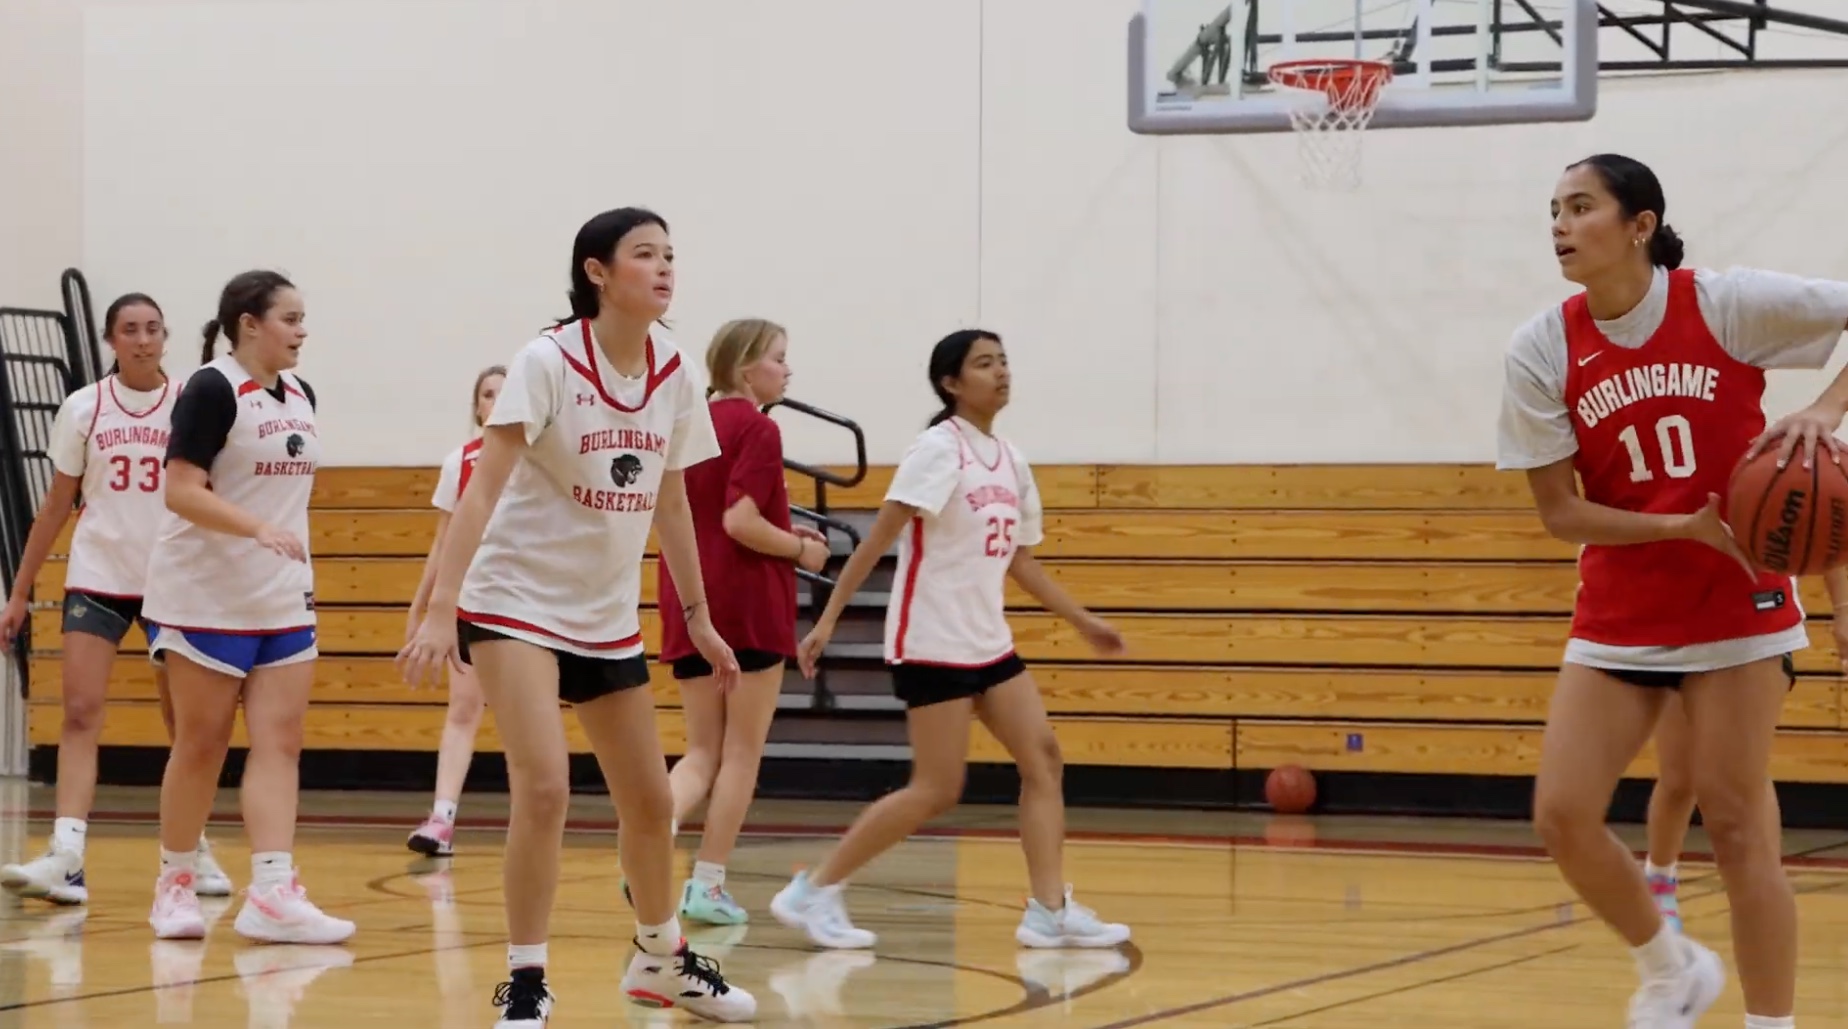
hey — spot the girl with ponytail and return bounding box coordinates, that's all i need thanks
[0,293,235,906]
[1499,151,1848,1026]
[773,328,1133,953]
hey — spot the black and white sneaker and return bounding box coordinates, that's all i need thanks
[493,967,555,1027]
[621,941,756,1022]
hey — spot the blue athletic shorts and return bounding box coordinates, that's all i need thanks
[149,625,317,678]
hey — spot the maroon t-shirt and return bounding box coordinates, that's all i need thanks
[658,397,798,661]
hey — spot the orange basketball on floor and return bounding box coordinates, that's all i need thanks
[1727,444,1848,576]
[1265,764,1317,815]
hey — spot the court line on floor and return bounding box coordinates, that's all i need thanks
[58,807,1848,871]
[1244,943,1578,1027]
[1092,835,1848,1028]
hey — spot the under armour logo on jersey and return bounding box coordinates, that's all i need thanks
[576,392,596,406]
[285,434,305,457]
[610,453,644,487]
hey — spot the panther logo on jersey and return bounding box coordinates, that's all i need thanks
[610,453,644,487]
[286,434,305,458]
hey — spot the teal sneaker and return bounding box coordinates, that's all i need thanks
[678,878,748,925]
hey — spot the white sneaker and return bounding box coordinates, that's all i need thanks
[191,839,233,897]
[1,847,87,905]
[622,944,756,1023]
[769,872,877,949]
[1015,886,1131,948]
[232,875,356,945]
[149,869,207,940]
[1627,936,1725,1028]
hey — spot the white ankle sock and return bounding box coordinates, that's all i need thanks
[160,848,197,874]
[1645,860,1678,880]
[52,817,86,857]
[1745,1016,1795,1028]
[251,852,293,888]
[1632,925,1687,980]
[507,942,547,971]
[433,799,458,824]
[636,917,681,956]
[692,861,725,888]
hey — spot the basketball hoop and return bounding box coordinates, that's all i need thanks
[1266,59,1393,191]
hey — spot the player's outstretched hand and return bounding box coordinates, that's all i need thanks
[1682,493,1757,578]
[255,523,307,563]
[797,620,836,679]
[1076,614,1126,657]
[397,613,463,687]
[1747,402,1847,470]
[689,617,740,693]
[0,597,24,653]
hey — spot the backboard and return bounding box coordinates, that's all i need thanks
[1128,0,1599,135]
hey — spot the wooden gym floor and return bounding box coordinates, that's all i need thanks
[3,786,1848,1026]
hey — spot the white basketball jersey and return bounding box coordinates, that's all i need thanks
[883,419,1044,666]
[142,356,321,632]
[459,321,719,659]
[431,437,483,513]
[63,376,179,597]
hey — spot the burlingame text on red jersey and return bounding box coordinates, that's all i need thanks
[1574,362,1719,429]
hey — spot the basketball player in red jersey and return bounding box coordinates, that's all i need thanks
[771,330,1132,952]
[404,364,505,859]
[398,208,754,1024]
[654,318,828,925]
[1498,153,1848,1029]
[0,294,232,904]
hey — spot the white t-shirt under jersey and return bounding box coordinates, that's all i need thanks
[1497,264,1848,671]
[142,355,321,633]
[883,417,1044,666]
[48,375,180,598]
[458,321,720,659]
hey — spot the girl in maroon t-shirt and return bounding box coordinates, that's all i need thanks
[657,318,828,924]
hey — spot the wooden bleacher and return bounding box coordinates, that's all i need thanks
[23,464,1848,787]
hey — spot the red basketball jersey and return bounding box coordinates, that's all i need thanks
[1564,268,1803,647]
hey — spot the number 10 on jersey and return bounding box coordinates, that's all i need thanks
[1618,414,1696,482]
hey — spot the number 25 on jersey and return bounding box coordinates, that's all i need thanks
[108,454,161,492]
[984,515,1016,559]
[1618,414,1696,483]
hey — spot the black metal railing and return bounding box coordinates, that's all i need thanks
[60,268,103,386]
[0,307,83,694]
[766,396,869,710]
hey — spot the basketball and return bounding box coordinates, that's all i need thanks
[1726,444,1848,576]
[1265,764,1317,815]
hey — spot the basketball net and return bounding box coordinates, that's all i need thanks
[1267,59,1393,191]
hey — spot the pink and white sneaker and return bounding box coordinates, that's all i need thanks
[407,816,455,857]
[149,868,207,940]
[232,875,356,945]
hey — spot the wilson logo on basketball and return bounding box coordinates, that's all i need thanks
[1759,489,1805,573]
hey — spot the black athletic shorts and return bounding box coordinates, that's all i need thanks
[1603,652,1797,691]
[456,618,650,705]
[61,591,151,646]
[670,648,786,681]
[889,652,1027,709]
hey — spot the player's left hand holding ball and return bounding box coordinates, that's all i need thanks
[397,610,464,686]
[1747,399,1848,469]
[1076,614,1126,656]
